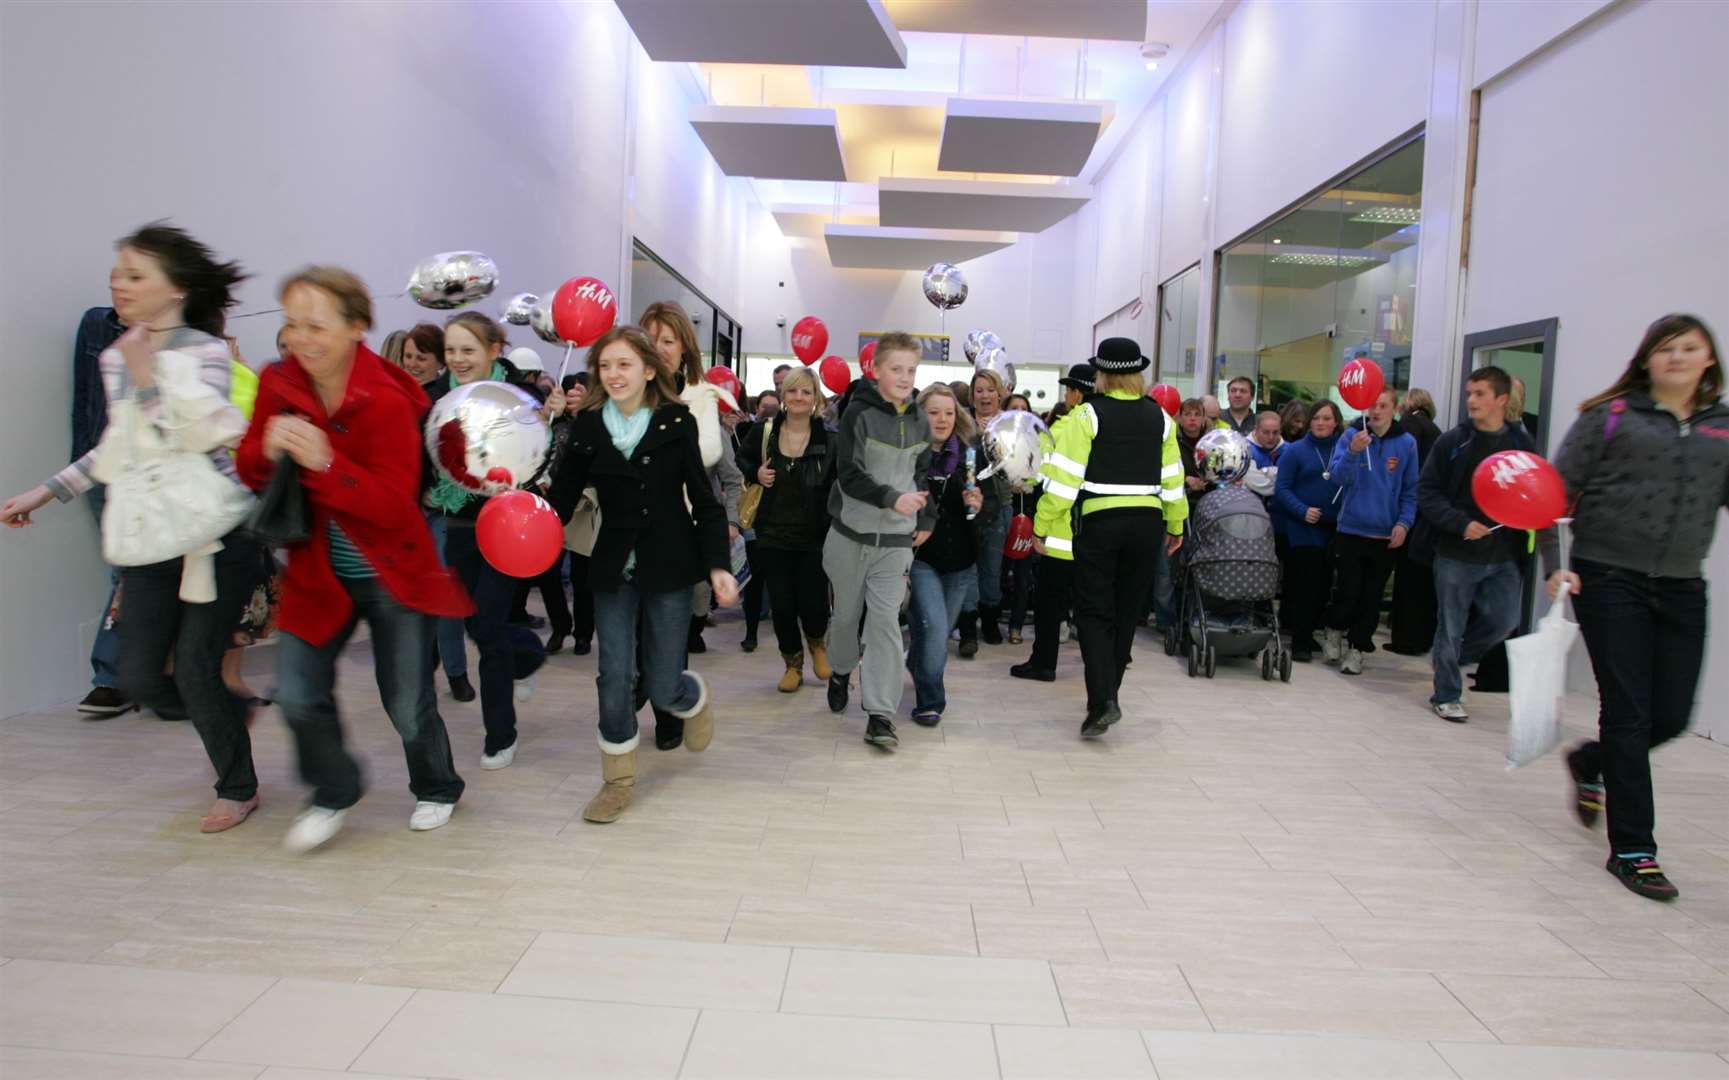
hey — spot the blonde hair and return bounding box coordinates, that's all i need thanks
[445,311,508,354]
[379,329,407,365]
[875,331,921,363]
[971,368,1008,405]
[918,382,976,443]
[1403,388,1436,416]
[1097,370,1146,396]
[638,300,704,387]
[1506,378,1527,424]
[778,365,825,407]
[279,265,373,329]
[579,325,678,413]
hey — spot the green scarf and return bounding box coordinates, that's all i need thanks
[428,362,509,514]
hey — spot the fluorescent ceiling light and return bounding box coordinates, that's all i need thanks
[1269,253,1378,268]
[1348,206,1421,225]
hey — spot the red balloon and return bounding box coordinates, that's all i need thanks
[1148,383,1180,417]
[704,365,742,412]
[1338,357,1385,411]
[477,491,564,578]
[859,340,878,380]
[818,355,851,396]
[1002,513,1035,560]
[791,316,828,364]
[550,276,618,347]
[1471,450,1567,530]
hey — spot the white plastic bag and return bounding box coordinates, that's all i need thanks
[1505,582,1579,769]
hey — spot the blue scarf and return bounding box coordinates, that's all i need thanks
[427,362,510,514]
[603,399,655,577]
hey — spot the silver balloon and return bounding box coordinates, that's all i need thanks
[922,262,968,310]
[528,293,562,344]
[962,328,1002,362]
[975,344,1015,391]
[1195,429,1252,485]
[500,292,540,326]
[424,381,549,496]
[408,251,499,310]
[980,410,1048,488]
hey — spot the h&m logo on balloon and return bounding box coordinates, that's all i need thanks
[1487,450,1544,489]
[1337,357,1385,411]
[1472,449,1566,531]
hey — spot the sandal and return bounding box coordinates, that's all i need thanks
[200,795,260,834]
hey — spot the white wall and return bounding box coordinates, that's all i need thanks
[1464,0,1729,738]
[0,0,756,716]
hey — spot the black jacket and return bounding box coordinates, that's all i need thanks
[916,442,981,574]
[71,306,124,462]
[423,359,547,521]
[1402,407,1442,468]
[1415,420,1536,565]
[736,415,834,548]
[547,402,730,593]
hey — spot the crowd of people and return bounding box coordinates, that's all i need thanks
[3,223,1724,902]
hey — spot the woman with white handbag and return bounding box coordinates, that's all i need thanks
[2,224,264,834]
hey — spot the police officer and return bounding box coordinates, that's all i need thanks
[1034,339,1187,738]
[1010,363,1095,685]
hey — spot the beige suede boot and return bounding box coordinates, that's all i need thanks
[672,672,715,752]
[582,750,636,823]
[778,652,805,693]
[807,635,833,681]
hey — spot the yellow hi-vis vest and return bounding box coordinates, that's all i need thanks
[1033,390,1188,560]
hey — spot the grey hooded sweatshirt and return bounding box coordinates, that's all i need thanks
[827,379,938,547]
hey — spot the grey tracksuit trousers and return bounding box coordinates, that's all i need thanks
[822,530,914,718]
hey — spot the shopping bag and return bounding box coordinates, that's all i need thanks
[729,534,752,588]
[1504,582,1579,769]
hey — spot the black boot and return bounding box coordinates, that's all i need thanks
[654,707,684,751]
[979,605,1003,645]
[957,610,979,660]
[687,615,708,654]
[741,622,759,653]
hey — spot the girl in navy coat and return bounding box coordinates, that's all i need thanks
[1273,400,1344,662]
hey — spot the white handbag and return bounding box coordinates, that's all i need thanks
[89,350,254,596]
[679,382,738,470]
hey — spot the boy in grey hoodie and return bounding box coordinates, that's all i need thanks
[822,333,937,748]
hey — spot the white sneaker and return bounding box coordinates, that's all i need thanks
[1340,646,1364,676]
[409,801,455,831]
[283,807,345,853]
[1433,701,1469,723]
[480,742,516,770]
[514,673,538,703]
[1322,629,1343,664]
[1059,622,1072,644]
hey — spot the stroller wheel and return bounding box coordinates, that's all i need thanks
[1187,643,1199,678]
[1280,649,1293,682]
[1260,649,1274,681]
[1204,645,1217,679]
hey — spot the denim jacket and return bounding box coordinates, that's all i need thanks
[71,307,124,462]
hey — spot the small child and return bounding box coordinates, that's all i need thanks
[821,332,937,748]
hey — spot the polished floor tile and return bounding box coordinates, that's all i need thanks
[1434,1041,1729,1079]
[1440,973,1729,1051]
[498,932,789,1011]
[1182,967,1495,1042]
[1140,1030,1459,1079]
[781,947,1067,1025]
[680,1010,998,1080]
[0,959,273,1057]
[994,1024,1157,1079]
[193,978,412,1071]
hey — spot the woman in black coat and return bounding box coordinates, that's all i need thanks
[1389,388,1442,655]
[547,327,737,825]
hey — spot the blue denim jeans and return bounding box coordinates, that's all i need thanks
[277,576,465,810]
[424,512,468,680]
[593,581,701,751]
[86,487,120,689]
[975,505,1010,608]
[908,560,973,715]
[1430,555,1523,705]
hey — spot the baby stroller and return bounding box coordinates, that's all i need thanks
[1165,482,1290,681]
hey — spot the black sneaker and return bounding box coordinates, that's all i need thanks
[77,687,135,717]
[1290,647,1313,663]
[827,672,850,714]
[572,640,592,656]
[864,715,899,748]
[1009,662,1056,683]
[958,638,979,660]
[1566,747,1604,828]
[544,634,568,656]
[741,629,758,653]
[1606,853,1679,901]
[687,619,708,654]
[448,675,476,703]
[1080,701,1122,739]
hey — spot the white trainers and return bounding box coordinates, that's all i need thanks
[1340,646,1364,676]
[1433,701,1469,723]
[1322,629,1343,664]
[480,742,517,770]
[514,673,538,703]
[1059,622,1073,644]
[283,807,346,853]
[409,801,455,831]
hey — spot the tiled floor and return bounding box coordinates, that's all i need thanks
[2,609,1727,1079]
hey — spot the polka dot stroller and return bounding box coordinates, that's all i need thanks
[1164,483,1290,681]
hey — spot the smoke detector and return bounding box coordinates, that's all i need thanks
[1140,41,1170,70]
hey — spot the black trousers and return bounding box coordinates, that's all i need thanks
[743,540,767,635]
[443,524,518,755]
[514,554,573,639]
[1326,533,1396,650]
[118,534,261,801]
[1571,560,1707,856]
[1388,545,1437,653]
[1027,554,1075,671]
[758,543,829,657]
[1073,511,1162,711]
[566,552,595,646]
[1281,542,1333,648]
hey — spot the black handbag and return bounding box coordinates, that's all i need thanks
[244,458,310,546]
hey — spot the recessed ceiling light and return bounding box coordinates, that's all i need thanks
[1269,252,1378,268]
[1348,206,1422,225]
[1140,41,1169,71]
[1272,238,1282,244]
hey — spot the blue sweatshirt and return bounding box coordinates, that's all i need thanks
[1329,420,1418,539]
[1273,432,1343,548]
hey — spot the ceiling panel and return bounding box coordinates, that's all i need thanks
[883,0,1148,41]
[823,224,1017,269]
[877,178,1092,231]
[937,98,1108,176]
[615,0,907,67]
[689,106,849,181]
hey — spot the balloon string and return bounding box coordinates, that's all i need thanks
[558,343,575,382]
[226,289,409,323]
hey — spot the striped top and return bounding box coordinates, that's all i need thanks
[327,521,376,579]
[44,329,243,502]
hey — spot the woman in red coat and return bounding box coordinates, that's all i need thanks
[236,266,473,854]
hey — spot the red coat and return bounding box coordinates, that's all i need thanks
[236,345,473,645]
